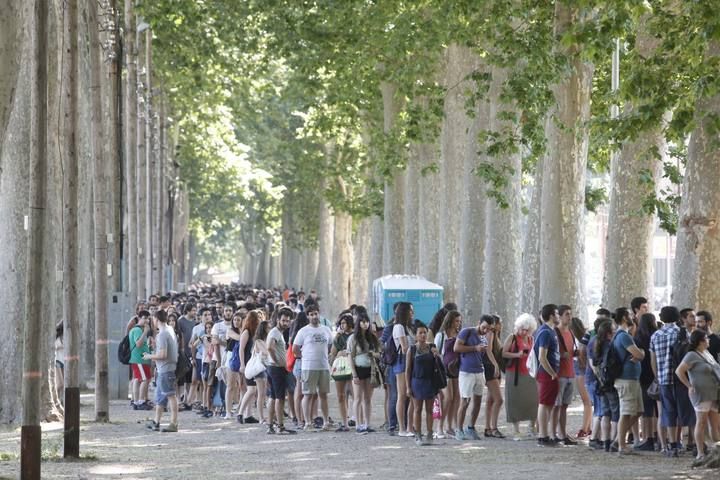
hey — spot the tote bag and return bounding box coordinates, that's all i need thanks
[244,352,267,380]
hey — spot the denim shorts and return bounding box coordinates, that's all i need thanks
[155,371,177,407]
[660,384,677,427]
[601,388,620,422]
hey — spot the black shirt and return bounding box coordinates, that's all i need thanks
[708,333,720,361]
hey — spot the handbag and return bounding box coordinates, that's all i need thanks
[370,357,384,388]
[647,379,660,401]
[244,352,266,380]
[526,347,539,378]
[432,355,448,391]
[286,344,296,373]
[331,355,352,381]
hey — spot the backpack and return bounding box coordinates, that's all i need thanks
[175,351,192,380]
[382,332,401,366]
[118,334,134,365]
[672,328,691,375]
[597,332,623,393]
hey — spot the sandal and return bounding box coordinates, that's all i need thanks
[484,429,493,438]
[491,428,506,438]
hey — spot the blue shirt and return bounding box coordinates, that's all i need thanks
[457,327,487,374]
[534,323,560,375]
[613,330,640,380]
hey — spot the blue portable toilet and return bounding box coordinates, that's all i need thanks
[372,275,444,326]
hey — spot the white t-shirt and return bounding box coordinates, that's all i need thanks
[393,324,415,349]
[266,327,286,367]
[293,324,332,371]
[211,321,230,357]
[191,323,206,360]
[347,334,372,368]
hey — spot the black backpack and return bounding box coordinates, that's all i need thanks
[597,332,623,393]
[175,351,192,380]
[117,334,134,365]
[672,328,691,375]
[382,328,402,366]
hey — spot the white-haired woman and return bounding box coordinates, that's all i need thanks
[502,313,538,437]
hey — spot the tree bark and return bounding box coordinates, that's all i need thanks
[135,29,146,299]
[673,41,720,314]
[440,44,477,305]
[88,0,110,422]
[482,66,522,336]
[315,180,334,298]
[106,0,122,293]
[539,4,594,313]
[21,0,47,473]
[381,81,405,275]
[61,0,81,457]
[123,0,137,301]
[403,144,420,274]
[156,100,165,292]
[352,217,371,306]
[521,154,543,316]
[302,246,319,290]
[330,202,353,318]
[417,140,440,282]
[144,30,153,295]
[0,0,30,425]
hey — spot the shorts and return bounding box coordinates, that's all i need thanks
[641,384,658,418]
[55,360,64,371]
[554,377,574,406]
[659,384,678,427]
[154,371,177,407]
[586,379,603,417]
[202,362,211,382]
[267,366,288,400]
[287,371,296,393]
[536,370,559,406]
[674,382,697,426]
[356,366,371,380]
[192,358,203,382]
[615,379,644,416]
[392,355,406,375]
[458,371,486,399]
[301,369,331,395]
[573,359,582,377]
[601,388,620,422]
[694,400,719,413]
[131,363,152,382]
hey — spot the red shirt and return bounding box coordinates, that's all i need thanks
[506,334,533,376]
[557,329,575,378]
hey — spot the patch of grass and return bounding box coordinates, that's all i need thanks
[0,452,17,461]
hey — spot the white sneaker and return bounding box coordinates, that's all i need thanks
[399,430,414,437]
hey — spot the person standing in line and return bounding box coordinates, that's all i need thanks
[454,315,490,441]
[569,316,592,439]
[436,310,463,438]
[266,308,296,434]
[144,310,179,432]
[534,304,561,447]
[612,308,645,455]
[483,315,504,438]
[293,303,334,431]
[696,311,720,361]
[650,306,682,457]
[391,302,415,437]
[129,310,153,410]
[331,312,355,432]
[502,313,538,438]
[551,305,577,445]
[177,303,198,410]
[675,329,720,462]
[406,324,440,446]
[634,312,659,451]
[349,307,381,435]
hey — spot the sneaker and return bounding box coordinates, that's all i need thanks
[634,439,655,451]
[576,429,588,439]
[313,417,323,429]
[179,403,192,412]
[399,430,415,437]
[356,427,368,435]
[365,427,376,433]
[292,417,299,427]
[236,415,244,424]
[455,429,467,441]
[146,420,159,431]
[267,424,277,434]
[321,423,332,432]
[348,419,356,427]
[202,410,213,418]
[537,436,548,447]
[671,447,679,458]
[245,416,259,424]
[618,448,635,456]
[434,432,446,439]
[336,425,350,433]
[415,434,423,446]
[277,426,297,435]
[465,427,481,440]
[161,423,178,433]
[425,433,433,446]
[588,439,603,450]
[561,437,578,446]
[135,402,153,411]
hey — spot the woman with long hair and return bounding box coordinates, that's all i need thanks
[591,320,618,452]
[393,302,415,436]
[675,329,720,462]
[569,317,592,438]
[406,323,441,445]
[502,313,538,437]
[349,307,381,434]
[224,313,244,419]
[634,312,659,450]
[237,311,262,423]
[289,310,307,427]
[483,315,504,438]
[331,312,355,431]
[436,310,462,438]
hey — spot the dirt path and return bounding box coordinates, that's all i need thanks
[0,389,715,479]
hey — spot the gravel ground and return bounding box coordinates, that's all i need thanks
[0,386,716,480]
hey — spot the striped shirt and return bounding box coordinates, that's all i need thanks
[649,323,680,385]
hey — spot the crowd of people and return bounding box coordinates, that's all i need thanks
[122,285,720,463]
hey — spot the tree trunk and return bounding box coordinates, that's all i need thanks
[88,0,109,422]
[368,215,383,306]
[0,0,30,425]
[673,41,720,314]
[62,0,81,457]
[417,140,440,282]
[21,0,47,471]
[315,182,334,298]
[440,44,477,305]
[135,29,146,299]
[521,155,543,316]
[403,144,420,274]
[303,246,319,290]
[106,0,122,293]
[539,4,594,314]
[144,30,153,295]
[353,217,371,306]
[123,0,137,301]
[458,52,487,317]
[482,66,522,336]
[156,101,165,293]
[330,206,353,318]
[381,81,405,275]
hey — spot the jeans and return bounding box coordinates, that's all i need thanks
[387,369,398,430]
